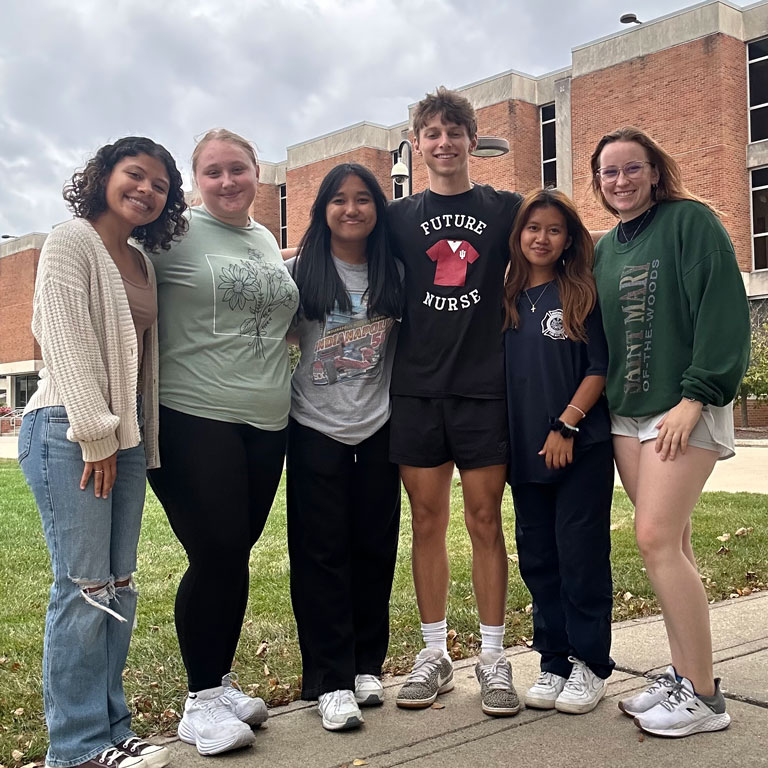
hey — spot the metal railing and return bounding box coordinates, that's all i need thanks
[0,408,24,437]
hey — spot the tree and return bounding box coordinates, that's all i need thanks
[738,321,768,427]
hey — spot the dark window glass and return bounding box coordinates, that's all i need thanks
[755,235,768,270]
[752,105,768,143]
[14,375,38,409]
[749,59,768,107]
[542,122,556,162]
[543,159,557,188]
[749,38,768,61]
[541,104,555,122]
[754,188,768,235]
[753,168,768,188]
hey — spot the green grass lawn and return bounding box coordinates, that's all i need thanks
[1,457,766,767]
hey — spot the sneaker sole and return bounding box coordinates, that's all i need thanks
[633,712,731,738]
[482,701,521,717]
[178,719,256,755]
[132,748,171,768]
[618,699,650,718]
[396,677,455,709]
[321,714,364,731]
[355,692,384,707]
[524,694,559,710]
[555,686,606,715]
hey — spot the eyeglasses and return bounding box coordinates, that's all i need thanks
[595,161,654,182]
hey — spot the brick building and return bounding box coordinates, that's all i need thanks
[2,0,767,422]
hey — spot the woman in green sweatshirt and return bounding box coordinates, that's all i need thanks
[591,127,750,739]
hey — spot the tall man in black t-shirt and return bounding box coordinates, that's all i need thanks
[389,87,522,716]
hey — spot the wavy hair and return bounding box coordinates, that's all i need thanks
[63,136,187,252]
[294,163,403,322]
[504,188,596,343]
[590,126,718,217]
[413,86,477,139]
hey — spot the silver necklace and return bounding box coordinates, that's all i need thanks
[619,207,652,243]
[523,282,550,313]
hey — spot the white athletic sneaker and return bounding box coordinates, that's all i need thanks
[524,671,567,710]
[317,689,364,731]
[618,665,677,717]
[554,657,606,714]
[116,737,170,768]
[633,677,731,738]
[354,674,384,706]
[177,686,256,755]
[221,672,268,726]
[396,648,454,708]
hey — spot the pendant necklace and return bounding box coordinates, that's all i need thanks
[523,282,550,313]
[619,206,653,243]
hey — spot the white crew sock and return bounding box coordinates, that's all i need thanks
[480,623,505,655]
[421,618,448,654]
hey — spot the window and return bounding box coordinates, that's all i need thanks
[540,104,556,188]
[279,184,287,249]
[749,38,768,143]
[13,374,38,409]
[392,150,404,199]
[753,167,768,270]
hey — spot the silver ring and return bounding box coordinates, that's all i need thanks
[94,470,104,473]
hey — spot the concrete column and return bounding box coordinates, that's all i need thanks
[554,75,573,196]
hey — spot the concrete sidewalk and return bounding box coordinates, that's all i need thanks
[164,593,768,768]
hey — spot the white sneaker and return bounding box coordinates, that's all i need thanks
[633,677,731,738]
[618,665,677,717]
[554,657,606,714]
[177,686,256,755]
[354,674,384,706]
[524,671,567,710]
[46,747,145,768]
[116,737,170,768]
[317,689,364,731]
[221,672,268,726]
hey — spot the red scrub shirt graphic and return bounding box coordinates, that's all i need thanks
[427,239,480,287]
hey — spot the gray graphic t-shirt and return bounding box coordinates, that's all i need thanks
[288,256,399,445]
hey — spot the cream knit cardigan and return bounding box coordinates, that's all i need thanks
[24,218,160,468]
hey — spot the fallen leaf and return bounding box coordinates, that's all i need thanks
[352,759,368,766]
[746,571,757,580]
[524,603,533,614]
[609,523,620,531]
[0,656,7,665]
[525,640,534,647]
[735,527,748,537]
[447,629,457,642]
[716,546,730,555]
[637,733,644,742]
[716,533,731,542]
[149,625,160,632]
[263,663,270,676]
[623,592,633,602]
[431,702,445,709]
[11,751,23,762]
[255,641,268,657]
[13,708,23,716]
[507,553,519,563]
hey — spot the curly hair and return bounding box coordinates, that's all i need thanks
[504,188,596,343]
[63,136,188,252]
[413,86,477,139]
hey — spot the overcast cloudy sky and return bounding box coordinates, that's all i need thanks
[0,0,751,235]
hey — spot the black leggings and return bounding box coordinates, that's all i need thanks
[148,405,286,692]
[287,419,401,699]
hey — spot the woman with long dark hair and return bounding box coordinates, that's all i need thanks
[503,188,614,716]
[18,136,186,768]
[286,163,403,731]
[591,126,750,737]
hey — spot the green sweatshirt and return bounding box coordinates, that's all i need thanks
[594,200,750,417]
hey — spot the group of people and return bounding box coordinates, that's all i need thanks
[18,86,750,768]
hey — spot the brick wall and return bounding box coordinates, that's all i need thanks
[284,147,392,247]
[251,182,281,243]
[571,34,751,268]
[0,247,40,364]
[734,399,768,427]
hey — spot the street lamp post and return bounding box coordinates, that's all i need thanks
[390,136,510,196]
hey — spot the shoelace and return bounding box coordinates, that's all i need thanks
[223,671,245,692]
[660,681,695,711]
[564,660,587,692]
[534,671,561,688]
[407,652,441,683]
[643,671,675,694]
[97,747,128,766]
[479,656,512,689]
[199,696,240,722]
[120,737,148,752]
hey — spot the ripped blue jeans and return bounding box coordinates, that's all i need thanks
[18,406,146,768]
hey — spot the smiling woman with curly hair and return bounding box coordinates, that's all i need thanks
[18,136,186,768]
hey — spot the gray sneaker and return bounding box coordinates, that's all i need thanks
[475,651,521,717]
[396,648,454,709]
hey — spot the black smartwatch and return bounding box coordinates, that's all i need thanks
[549,417,579,439]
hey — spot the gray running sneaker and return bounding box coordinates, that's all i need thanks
[618,665,677,717]
[396,648,454,708]
[475,651,521,716]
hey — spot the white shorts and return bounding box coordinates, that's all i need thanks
[610,410,725,456]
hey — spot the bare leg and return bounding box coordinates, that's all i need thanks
[459,464,508,626]
[633,443,718,695]
[400,463,454,623]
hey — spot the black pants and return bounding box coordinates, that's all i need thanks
[511,440,615,680]
[148,405,286,692]
[287,419,401,700]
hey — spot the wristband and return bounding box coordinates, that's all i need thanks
[549,417,579,438]
[566,403,586,418]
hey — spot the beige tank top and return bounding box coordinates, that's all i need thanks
[120,255,157,381]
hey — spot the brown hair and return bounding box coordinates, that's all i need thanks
[590,126,718,217]
[191,128,259,179]
[412,86,477,139]
[503,189,596,343]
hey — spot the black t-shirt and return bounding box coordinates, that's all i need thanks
[504,281,611,485]
[389,184,522,398]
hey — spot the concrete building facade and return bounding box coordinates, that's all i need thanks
[2,0,767,421]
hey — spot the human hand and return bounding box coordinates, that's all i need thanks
[81,452,117,498]
[538,431,574,470]
[654,399,703,461]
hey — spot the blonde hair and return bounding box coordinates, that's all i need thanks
[191,128,259,178]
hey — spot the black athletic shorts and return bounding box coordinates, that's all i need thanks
[389,395,509,470]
